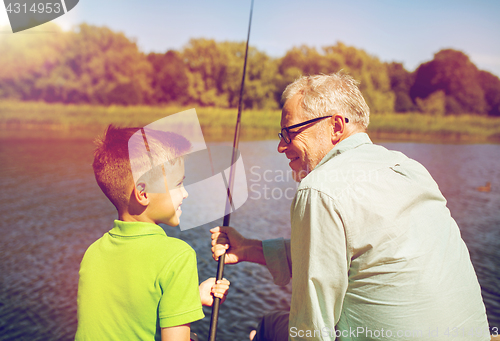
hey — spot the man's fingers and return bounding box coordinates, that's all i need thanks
[210,226,240,264]
[210,226,235,236]
[211,244,229,261]
[210,226,230,233]
[210,229,229,258]
[210,231,221,240]
[211,234,229,246]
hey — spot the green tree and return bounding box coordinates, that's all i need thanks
[0,23,153,104]
[410,49,486,114]
[0,22,68,100]
[478,70,500,117]
[148,50,189,104]
[416,90,446,116]
[323,43,395,113]
[182,38,278,108]
[277,42,395,113]
[243,53,279,109]
[51,24,153,105]
[275,45,334,105]
[182,38,230,107]
[279,45,333,76]
[387,62,416,112]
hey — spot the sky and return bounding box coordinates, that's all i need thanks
[1,0,500,76]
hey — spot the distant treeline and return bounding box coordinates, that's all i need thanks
[1,23,499,116]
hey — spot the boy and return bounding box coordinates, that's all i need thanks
[76,125,229,341]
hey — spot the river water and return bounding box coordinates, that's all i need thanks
[0,138,499,340]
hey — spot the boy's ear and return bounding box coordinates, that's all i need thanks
[133,182,149,206]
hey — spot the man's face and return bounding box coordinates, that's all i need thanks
[278,94,332,182]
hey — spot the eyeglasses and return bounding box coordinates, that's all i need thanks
[278,115,348,144]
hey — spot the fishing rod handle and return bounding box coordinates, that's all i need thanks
[208,253,225,341]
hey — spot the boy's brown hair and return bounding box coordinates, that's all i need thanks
[92,125,191,211]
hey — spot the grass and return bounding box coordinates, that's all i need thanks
[1,100,500,143]
[368,112,500,143]
[0,100,281,141]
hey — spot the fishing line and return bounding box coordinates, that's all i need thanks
[208,0,254,340]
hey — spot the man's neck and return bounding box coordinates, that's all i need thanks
[335,126,366,145]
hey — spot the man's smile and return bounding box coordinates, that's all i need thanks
[288,157,299,166]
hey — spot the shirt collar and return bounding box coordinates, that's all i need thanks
[315,132,372,169]
[109,220,167,237]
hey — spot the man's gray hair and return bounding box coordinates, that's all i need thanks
[282,73,370,129]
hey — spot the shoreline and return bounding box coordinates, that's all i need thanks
[1,101,500,144]
[368,130,500,144]
[1,126,499,144]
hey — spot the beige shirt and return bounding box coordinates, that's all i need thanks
[263,133,489,340]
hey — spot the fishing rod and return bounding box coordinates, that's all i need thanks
[207,0,254,340]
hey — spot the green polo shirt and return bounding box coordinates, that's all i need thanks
[76,220,204,340]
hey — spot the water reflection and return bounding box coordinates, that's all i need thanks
[0,139,498,340]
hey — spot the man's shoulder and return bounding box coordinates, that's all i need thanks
[298,142,441,214]
[300,143,400,183]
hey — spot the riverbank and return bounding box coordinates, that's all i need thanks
[1,100,500,143]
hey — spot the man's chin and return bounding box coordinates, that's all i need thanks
[291,168,308,182]
[289,160,316,182]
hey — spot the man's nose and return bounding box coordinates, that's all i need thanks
[277,138,287,153]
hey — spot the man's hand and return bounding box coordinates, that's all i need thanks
[210,226,266,265]
[199,277,230,306]
[210,226,246,264]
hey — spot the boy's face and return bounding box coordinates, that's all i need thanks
[146,160,188,227]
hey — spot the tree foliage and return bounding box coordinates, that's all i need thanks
[148,50,189,104]
[0,22,68,100]
[51,24,153,105]
[410,49,489,115]
[387,62,416,112]
[478,70,500,117]
[416,90,446,116]
[1,24,499,116]
[181,38,278,108]
[277,42,395,113]
[0,23,152,105]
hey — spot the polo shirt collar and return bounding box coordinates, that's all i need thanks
[109,220,167,237]
[315,132,372,169]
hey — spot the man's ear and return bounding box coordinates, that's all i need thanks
[133,182,149,206]
[331,114,346,144]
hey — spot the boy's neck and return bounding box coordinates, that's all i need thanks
[118,211,156,224]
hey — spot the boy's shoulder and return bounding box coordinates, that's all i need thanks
[82,221,196,262]
[160,235,196,255]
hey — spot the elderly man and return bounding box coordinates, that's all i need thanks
[211,73,489,341]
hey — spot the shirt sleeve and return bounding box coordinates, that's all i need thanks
[158,248,205,328]
[289,188,349,338]
[262,238,292,286]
